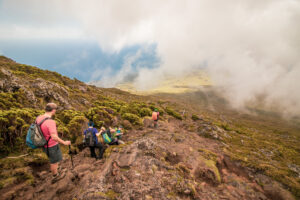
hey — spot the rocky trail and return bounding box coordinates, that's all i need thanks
[1,119,295,200]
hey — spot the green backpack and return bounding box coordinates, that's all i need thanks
[102,132,112,144]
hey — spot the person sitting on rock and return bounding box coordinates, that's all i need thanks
[112,125,125,144]
[36,103,71,184]
[152,108,160,128]
[100,126,119,145]
[83,121,104,159]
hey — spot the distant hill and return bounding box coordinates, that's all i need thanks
[116,71,211,94]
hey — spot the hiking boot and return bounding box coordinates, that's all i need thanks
[51,169,66,184]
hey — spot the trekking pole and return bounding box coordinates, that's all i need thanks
[68,145,74,168]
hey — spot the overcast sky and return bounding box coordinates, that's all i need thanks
[0,0,300,116]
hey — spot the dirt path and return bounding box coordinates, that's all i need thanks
[1,119,295,200]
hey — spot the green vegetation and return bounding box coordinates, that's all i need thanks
[3,56,299,198]
[191,114,200,121]
[121,113,142,125]
[165,107,182,120]
[0,152,48,189]
[0,91,31,110]
[213,119,300,197]
[139,107,152,117]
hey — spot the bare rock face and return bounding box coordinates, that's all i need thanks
[33,78,71,108]
[0,67,73,108]
[116,148,138,168]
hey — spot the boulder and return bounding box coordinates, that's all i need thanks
[122,120,132,130]
[194,156,221,185]
[116,149,138,168]
[143,118,153,128]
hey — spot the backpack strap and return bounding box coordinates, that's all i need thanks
[36,117,51,156]
[37,117,50,126]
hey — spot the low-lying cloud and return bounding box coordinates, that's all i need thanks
[1,0,300,116]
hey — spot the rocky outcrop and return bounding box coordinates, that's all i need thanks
[32,78,71,108]
[0,68,72,108]
[0,68,37,105]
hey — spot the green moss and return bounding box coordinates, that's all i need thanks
[0,177,17,189]
[105,190,120,199]
[198,148,218,161]
[204,159,221,183]
[191,114,200,121]
[167,191,177,199]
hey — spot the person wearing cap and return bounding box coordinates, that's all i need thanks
[36,103,71,183]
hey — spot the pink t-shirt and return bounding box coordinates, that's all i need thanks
[36,115,58,148]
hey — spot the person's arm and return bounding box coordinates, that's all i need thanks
[95,128,100,136]
[48,120,70,146]
[51,133,70,145]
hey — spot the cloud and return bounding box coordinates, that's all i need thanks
[1,0,300,116]
[91,45,154,87]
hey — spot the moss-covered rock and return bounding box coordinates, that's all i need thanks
[194,156,221,185]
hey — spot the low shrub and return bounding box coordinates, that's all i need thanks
[139,107,152,117]
[121,113,142,126]
[165,107,182,120]
[192,114,200,121]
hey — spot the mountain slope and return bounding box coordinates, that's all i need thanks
[0,56,299,199]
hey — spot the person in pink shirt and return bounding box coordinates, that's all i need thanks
[36,103,71,183]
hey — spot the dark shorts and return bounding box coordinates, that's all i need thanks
[43,144,62,164]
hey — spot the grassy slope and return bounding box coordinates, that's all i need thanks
[155,90,300,197]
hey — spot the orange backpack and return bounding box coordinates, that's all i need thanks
[152,112,159,120]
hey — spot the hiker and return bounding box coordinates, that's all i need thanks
[114,126,125,144]
[115,126,123,139]
[101,127,119,145]
[152,108,160,128]
[36,103,71,183]
[83,121,104,159]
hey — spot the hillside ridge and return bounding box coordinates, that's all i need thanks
[0,56,299,199]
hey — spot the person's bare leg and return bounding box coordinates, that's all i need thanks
[50,163,58,175]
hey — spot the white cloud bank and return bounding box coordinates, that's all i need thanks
[1,0,300,116]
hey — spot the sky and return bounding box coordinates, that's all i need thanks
[0,0,300,116]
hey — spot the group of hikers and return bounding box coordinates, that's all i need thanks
[27,102,160,183]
